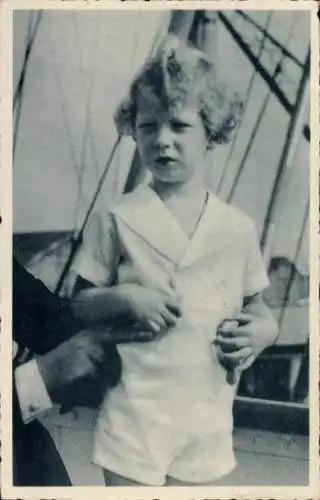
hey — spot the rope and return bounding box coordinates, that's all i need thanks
[13,11,43,162]
[47,17,82,228]
[260,45,310,251]
[54,136,121,295]
[73,12,101,229]
[13,11,43,110]
[277,198,309,331]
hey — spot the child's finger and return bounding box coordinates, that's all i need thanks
[234,312,254,326]
[169,276,178,291]
[219,319,239,330]
[218,346,253,362]
[217,325,252,339]
[214,335,252,351]
[165,297,182,317]
[216,327,235,338]
[168,276,182,300]
[146,318,163,333]
[215,335,248,345]
[166,279,183,304]
[107,327,154,343]
[129,330,156,343]
[162,307,180,326]
[238,353,256,371]
[217,319,239,337]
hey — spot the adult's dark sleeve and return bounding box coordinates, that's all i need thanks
[13,258,81,355]
[12,374,72,486]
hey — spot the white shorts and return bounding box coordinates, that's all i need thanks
[93,428,236,486]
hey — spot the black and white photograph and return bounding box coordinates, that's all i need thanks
[1,1,318,498]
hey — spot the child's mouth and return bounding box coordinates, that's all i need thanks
[155,157,176,167]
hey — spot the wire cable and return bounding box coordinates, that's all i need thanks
[260,45,310,251]
[226,13,299,203]
[217,12,273,195]
[54,136,121,295]
[47,19,81,208]
[13,11,43,162]
[13,10,43,110]
[277,198,309,332]
[73,12,100,229]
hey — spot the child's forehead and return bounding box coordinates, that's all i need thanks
[136,103,200,124]
[136,92,200,118]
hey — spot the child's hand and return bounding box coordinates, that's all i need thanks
[215,312,276,375]
[215,316,254,372]
[118,283,182,334]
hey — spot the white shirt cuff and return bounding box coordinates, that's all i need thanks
[15,359,53,424]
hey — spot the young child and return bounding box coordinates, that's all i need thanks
[72,36,278,486]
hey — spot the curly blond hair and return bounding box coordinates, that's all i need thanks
[114,35,242,147]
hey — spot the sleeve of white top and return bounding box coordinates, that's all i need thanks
[244,221,270,297]
[14,359,53,424]
[71,211,120,287]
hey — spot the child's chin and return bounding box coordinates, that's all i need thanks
[161,180,184,186]
[153,174,185,184]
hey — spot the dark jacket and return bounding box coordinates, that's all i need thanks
[12,258,120,485]
[13,258,82,485]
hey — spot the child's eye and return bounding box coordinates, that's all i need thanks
[171,121,190,132]
[137,122,156,133]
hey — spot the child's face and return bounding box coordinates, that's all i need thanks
[135,97,209,186]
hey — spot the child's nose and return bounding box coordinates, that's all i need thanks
[155,125,173,148]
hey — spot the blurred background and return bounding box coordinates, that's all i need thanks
[12,9,310,485]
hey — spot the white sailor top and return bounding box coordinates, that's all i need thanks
[72,185,269,481]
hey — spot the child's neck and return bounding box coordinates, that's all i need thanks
[150,178,208,239]
[151,177,206,201]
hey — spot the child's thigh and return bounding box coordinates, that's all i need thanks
[103,469,146,486]
[165,468,240,486]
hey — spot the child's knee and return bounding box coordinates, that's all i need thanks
[103,468,146,486]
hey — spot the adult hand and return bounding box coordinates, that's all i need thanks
[37,324,158,410]
[118,283,182,334]
[36,327,120,406]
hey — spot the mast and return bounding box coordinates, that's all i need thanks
[189,10,218,54]
[168,10,195,39]
[218,12,309,142]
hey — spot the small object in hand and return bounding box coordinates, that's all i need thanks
[219,319,239,385]
[226,367,238,385]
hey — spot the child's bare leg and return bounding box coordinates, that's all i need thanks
[103,469,147,486]
[165,476,218,486]
[165,469,239,486]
